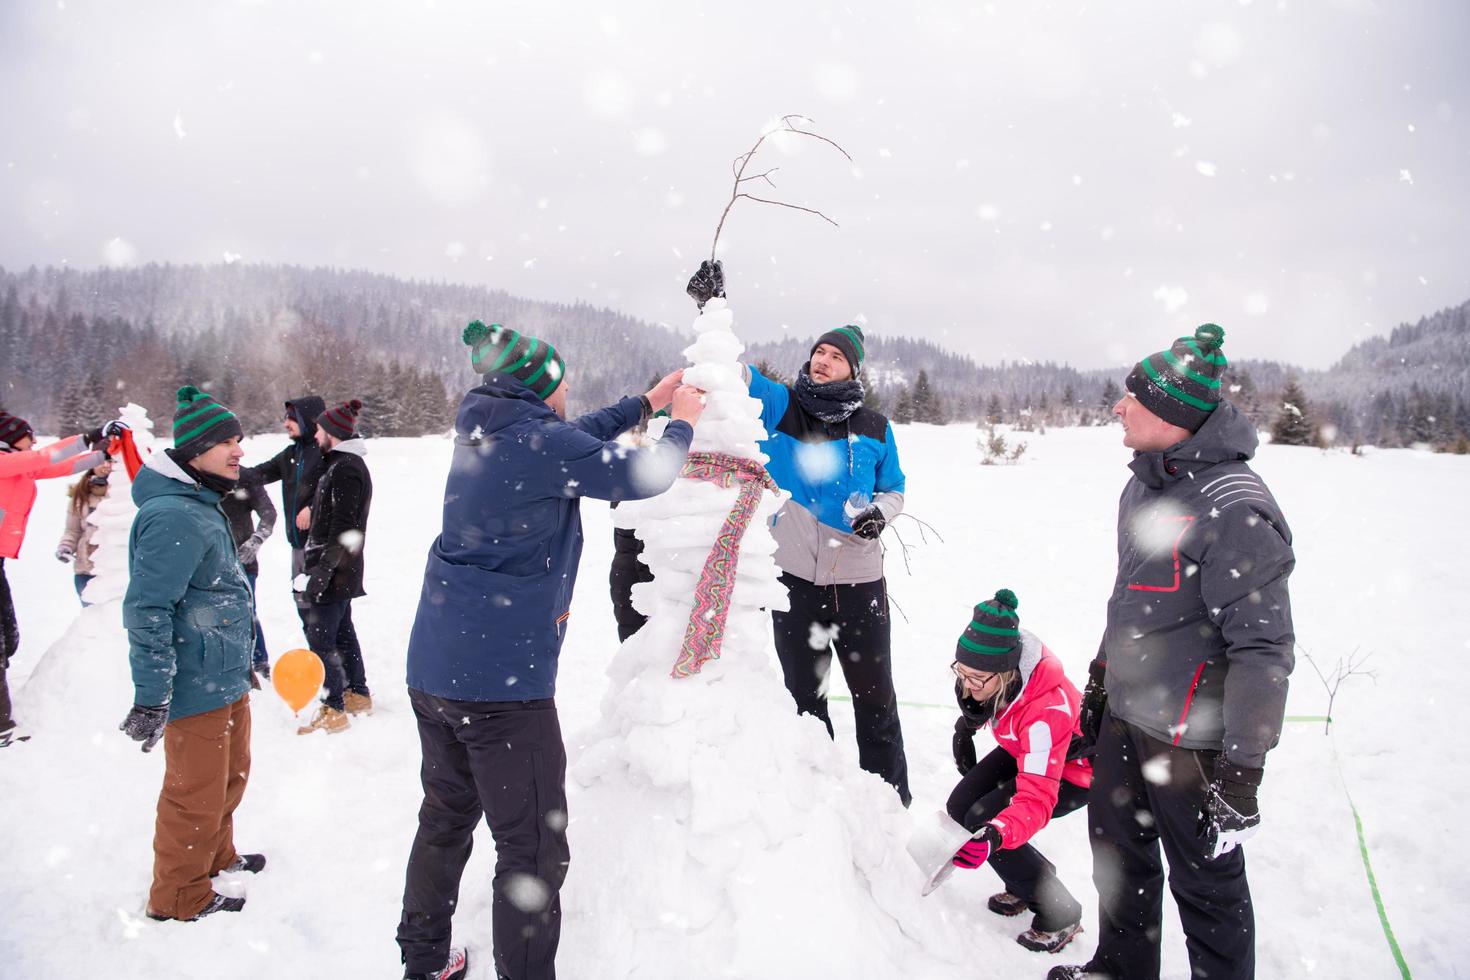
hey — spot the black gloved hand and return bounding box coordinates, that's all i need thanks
[952,716,978,775]
[1078,658,1107,746]
[119,704,169,753]
[1200,761,1263,858]
[851,506,887,540]
[83,419,130,448]
[686,259,725,309]
[237,532,265,566]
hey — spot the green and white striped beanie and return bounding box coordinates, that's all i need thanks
[172,385,243,460]
[1125,323,1228,432]
[463,320,566,400]
[956,589,1022,672]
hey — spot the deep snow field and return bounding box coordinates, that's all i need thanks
[1,422,1464,979]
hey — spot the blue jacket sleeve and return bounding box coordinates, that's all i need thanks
[875,422,906,495]
[570,395,644,443]
[122,508,205,707]
[746,366,790,436]
[541,419,694,503]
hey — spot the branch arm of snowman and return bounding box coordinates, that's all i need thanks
[709,114,853,263]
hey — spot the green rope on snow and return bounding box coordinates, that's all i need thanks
[1346,787,1412,978]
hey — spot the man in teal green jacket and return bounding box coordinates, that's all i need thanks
[121,386,265,922]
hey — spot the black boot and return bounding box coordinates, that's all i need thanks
[404,946,468,980]
[148,892,246,922]
[214,853,266,875]
[988,891,1027,917]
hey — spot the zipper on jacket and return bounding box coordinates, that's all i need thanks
[1172,662,1208,745]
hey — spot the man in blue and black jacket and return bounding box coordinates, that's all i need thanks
[688,260,911,806]
[395,321,702,980]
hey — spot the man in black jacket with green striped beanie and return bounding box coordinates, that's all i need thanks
[1052,324,1296,980]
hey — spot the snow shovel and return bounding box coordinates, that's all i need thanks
[905,809,975,896]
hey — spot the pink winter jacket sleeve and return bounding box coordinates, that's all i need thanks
[989,663,1085,850]
[0,435,104,480]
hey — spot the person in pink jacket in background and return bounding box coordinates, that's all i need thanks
[945,589,1094,956]
[0,410,125,746]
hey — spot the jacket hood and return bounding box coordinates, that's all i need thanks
[994,631,1071,728]
[286,395,327,440]
[1128,400,1258,488]
[330,437,368,458]
[132,448,217,506]
[458,374,557,439]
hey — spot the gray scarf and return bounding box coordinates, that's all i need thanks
[793,368,864,424]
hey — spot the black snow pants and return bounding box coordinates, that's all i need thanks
[1087,711,1254,980]
[609,527,654,643]
[398,689,571,980]
[303,599,369,712]
[947,746,1089,932]
[0,558,17,734]
[771,571,911,806]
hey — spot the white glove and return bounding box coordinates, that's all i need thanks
[292,573,309,593]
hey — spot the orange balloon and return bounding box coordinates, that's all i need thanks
[272,648,326,713]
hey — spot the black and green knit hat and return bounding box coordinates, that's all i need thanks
[172,385,243,461]
[464,320,566,400]
[956,589,1022,673]
[812,324,866,372]
[1125,324,1228,432]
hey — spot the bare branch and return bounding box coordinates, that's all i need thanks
[737,167,781,189]
[709,114,852,262]
[735,193,840,227]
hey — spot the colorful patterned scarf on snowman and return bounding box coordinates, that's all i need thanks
[671,451,780,679]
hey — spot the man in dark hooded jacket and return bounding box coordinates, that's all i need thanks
[1050,325,1295,980]
[395,321,702,980]
[241,395,327,628]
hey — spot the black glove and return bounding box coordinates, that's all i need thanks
[851,506,886,540]
[83,419,130,448]
[55,544,75,563]
[952,716,978,775]
[119,704,169,753]
[1078,658,1107,746]
[1200,761,1263,858]
[686,259,725,309]
[237,532,265,566]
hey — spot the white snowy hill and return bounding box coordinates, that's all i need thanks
[1,423,1463,979]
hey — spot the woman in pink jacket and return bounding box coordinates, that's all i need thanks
[946,589,1093,955]
[0,410,120,746]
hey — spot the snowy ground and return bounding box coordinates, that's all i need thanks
[1,423,1464,979]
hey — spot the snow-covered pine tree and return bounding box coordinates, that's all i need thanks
[893,385,915,424]
[1271,377,1317,446]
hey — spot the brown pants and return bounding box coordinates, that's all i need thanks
[147,695,252,919]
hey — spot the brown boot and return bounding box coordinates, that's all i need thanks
[343,691,374,716]
[297,705,349,735]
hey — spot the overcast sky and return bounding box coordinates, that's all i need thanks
[3,0,1467,369]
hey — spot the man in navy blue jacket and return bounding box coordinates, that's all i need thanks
[395,321,702,980]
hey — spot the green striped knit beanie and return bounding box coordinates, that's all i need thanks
[956,589,1022,672]
[1125,323,1228,432]
[464,320,566,400]
[812,324,865,372]
[172,385,243,460]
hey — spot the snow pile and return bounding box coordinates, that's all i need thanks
[565,299,970,977]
